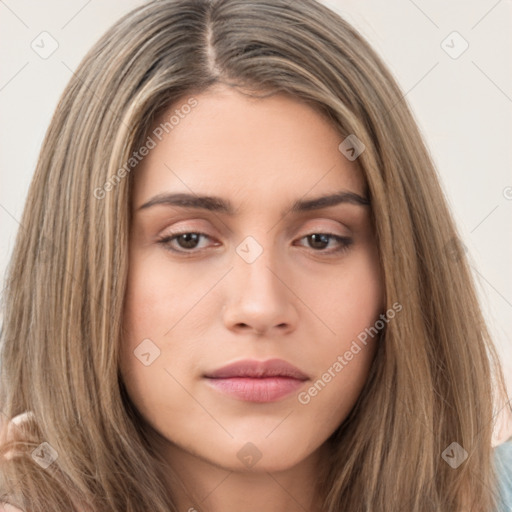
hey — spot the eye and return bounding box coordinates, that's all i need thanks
[157,232,216,253]
[296,233,353,254]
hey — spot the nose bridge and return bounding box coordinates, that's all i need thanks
[222,233,297,333]
[233,233,284,299]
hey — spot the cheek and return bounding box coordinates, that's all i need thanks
[123,254,176,334]
[294,246,383,408]
[302,244,384,344]
[122,251,210,343]
[119,254,176,398]
[119,252,219,411]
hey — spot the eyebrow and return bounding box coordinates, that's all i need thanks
[137,190,370,215]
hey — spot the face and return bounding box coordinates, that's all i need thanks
[120,85,384,474]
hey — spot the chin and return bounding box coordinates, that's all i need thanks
[208,433,320,474]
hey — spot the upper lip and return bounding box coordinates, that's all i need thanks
[204,359,309,380]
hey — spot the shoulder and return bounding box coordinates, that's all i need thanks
[0,505,23,511]
[494,438,512,511]
[495,437,512,466]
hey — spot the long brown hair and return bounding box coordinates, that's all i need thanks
[1,0,509,510]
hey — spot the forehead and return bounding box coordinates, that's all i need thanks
[132,86,365,206]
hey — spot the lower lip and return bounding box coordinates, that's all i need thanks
[205,377,306,403]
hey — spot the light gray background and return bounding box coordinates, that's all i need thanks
[1,1,511,425]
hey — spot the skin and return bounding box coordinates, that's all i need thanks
[120,84,385,512]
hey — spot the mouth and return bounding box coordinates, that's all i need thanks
[203,359,309,403]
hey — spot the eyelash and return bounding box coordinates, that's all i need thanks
[156,231,353,256]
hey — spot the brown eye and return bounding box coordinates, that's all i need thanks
[157,232,215,253]
[174,233,201,249]
[297,233,353,254]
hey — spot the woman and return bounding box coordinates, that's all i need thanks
[1,0,511,510]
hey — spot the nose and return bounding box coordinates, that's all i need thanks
[222,243,299,336]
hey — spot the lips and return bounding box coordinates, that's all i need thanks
[205,359,309,379]
[203,359,309,403]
